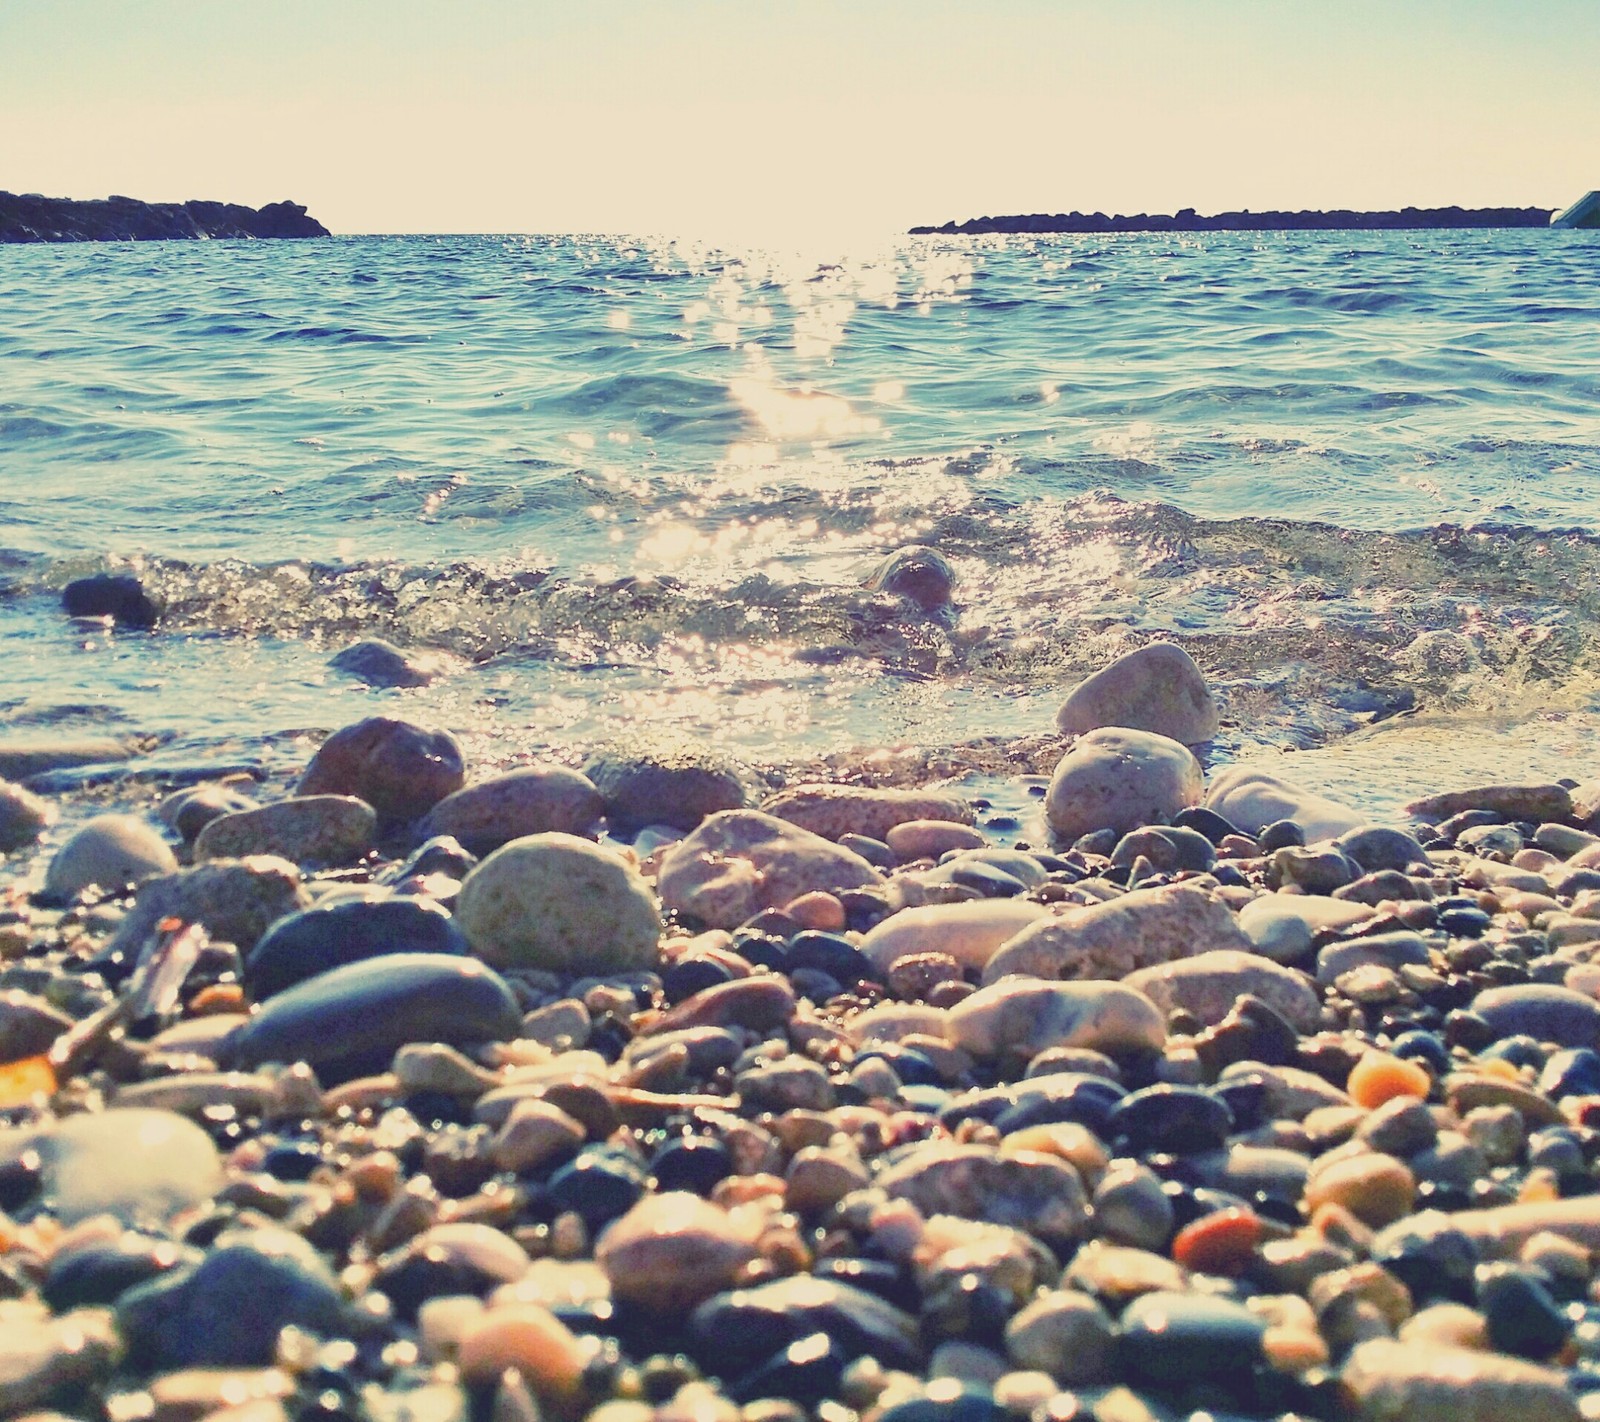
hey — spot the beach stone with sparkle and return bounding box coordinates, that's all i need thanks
[1055,642,1219,744]
[1043,728,1202,842]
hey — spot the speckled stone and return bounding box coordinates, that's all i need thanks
[877,1144,1089,1240]
[455,832,661,973]
[582,743,754,833]
[194,794,376,866]
[106,855,312,957]
[1124,949,1322,1031]
[948,978,1166,1059]
[1339,1338,1579,1422]
[760,784,974,843]
[982,882,1249,984]
[417,766,605,855]
[658,810,883,928]
[1054,642,1218,745]
[1044,728,1203,842]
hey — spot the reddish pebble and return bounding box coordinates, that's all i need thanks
[1171,1206,1263,1275]
[787,891,847,932]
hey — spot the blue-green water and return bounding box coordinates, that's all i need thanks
[2,230,1599,784]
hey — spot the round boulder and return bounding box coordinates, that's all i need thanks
[1055,643,1218,744]
[582,744,753,834]
[866,545,957,612]
[1044,728,1202,843]
[455,832,662,974]
[417,766,604,856]
[296,716,465,831]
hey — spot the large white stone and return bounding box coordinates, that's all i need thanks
[1204,766,1365,840]
[1055,643,1218,744]
[861,898,1052,975]
[1124,949,1322,1031]
[1044,729,1203,842]
[948,978,1166,1059]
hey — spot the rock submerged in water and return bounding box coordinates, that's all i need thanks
[1055,642,1219,744]
[455,831,661,973]
[866,544,957,612]
[1044,728,1203,842]
[61,571,163,628]
[329,636,453,688]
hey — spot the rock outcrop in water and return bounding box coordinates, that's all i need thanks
[910,204,1553,235]
[0,191,329,242]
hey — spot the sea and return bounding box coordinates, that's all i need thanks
[3,229,1599,819]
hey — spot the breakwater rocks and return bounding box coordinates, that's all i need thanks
[4,658,1600,1418]
[910,205,1554,236]
[0,191,329,243]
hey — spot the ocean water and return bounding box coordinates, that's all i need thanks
[2,229,1599,809]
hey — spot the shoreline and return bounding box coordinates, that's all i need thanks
[0,191,329,243]
[909,204,1556,236]
[2,649,1600,1418]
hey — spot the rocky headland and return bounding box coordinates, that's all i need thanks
[910,205,1554,236]
[3,619,1600,1419]
[0,192,330,243]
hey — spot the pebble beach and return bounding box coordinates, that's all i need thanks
[4,631,1600,1422]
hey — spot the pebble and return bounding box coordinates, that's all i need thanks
[44,812,178,899]
[1205,765,1366,839]
[982,881,1250,984]
[105,854,311,957]
[878,1144,1089,1240]
[887,819,988,860]
[1305,1151,1416,1227]
[455,832,661,973]
[1237,892,1374,962]
[194,794,376,865]
[1092,1162,1174,1250]
[1474,983,1600,1048]
[226,952,522,1081]
[454,1303,591,1400]
[1116,1290,1266,1388]
[0,778,53,853]
[1123,949,1322,1031]
[1348,1050,1432,1108]
[1105,1083,1233,1154]
[762,784,973,842]
[1004,1289,1116,1383]
[1054,642,1219,745]
[689,1276,923,1373]
[658,810,883,928]
[1043,728,1203,842]
[1339,1337,1581,1422]
[947,979,1166,1060]
[297,715,466,830]
[596,1192,758,1311]
[117,1229,346,1368]
[245,893,469,998]
[861,899,1050,976]
[0,990,71,1065]
[0,1308,120,1416]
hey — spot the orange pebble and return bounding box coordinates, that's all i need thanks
[0,1055,56,1110]
[1347,1050,1431,1108]
[786,892,848,932]
[189,982,247,1016]
[1172,1206,1263,1275]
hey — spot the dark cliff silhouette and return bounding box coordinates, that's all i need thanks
[0,192,330,242]
[910,205,1554,236]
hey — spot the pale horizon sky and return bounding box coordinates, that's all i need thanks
[4,1,1596,241]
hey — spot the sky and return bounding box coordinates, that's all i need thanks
[3,0,1597,239]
